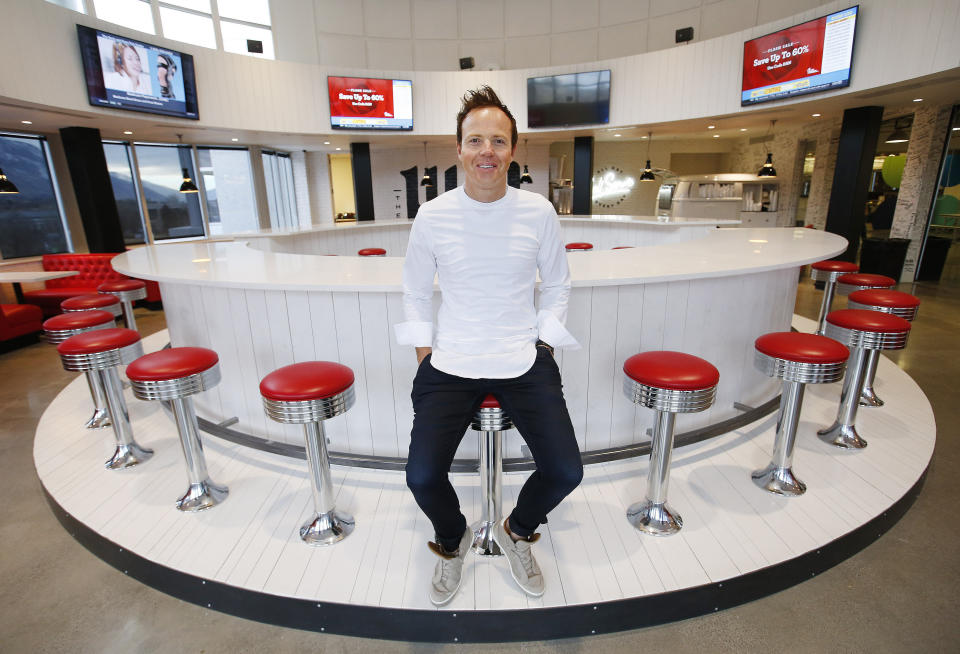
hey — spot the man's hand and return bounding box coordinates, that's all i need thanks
[416,346,432,365]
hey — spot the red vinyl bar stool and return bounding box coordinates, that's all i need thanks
[61,294,122,317]
[752,333,849,496]
[622,351,719,535]
[99,279,147,332]
[818,310,911,449]
[43,310,117,429]
[810,260,858,335]
[835,272,896,297]
[127,348,228,511]
[612,246,634,250]
[565,242,593,252]
[260,361,356,545]
[848,289,920,408]
[470,394,512,556]
[57,328,153,469]
[357,248,386,257]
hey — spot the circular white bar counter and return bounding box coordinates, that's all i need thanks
[113,219,846,461]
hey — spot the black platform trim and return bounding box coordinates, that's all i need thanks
[193,394,782,473]
[42,469,926,643]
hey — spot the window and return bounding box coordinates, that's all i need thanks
[0,134,71,259]
[197,147,258,235]
[102,142,147,245]
[45,0,87,12]
[220,21,274,59]
[92,0,156,34]
[261,151,298,230]
[159,5,217,49]
[134,143,205,240]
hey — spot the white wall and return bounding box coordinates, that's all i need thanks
[5,0,959,139]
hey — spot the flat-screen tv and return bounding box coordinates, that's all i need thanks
[742,5,858,106]
[77,25,199,120]
[527,70,610,128]
[328,76,413,130]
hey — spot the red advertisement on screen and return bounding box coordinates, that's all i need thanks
[328,77,395,119]
[743,17,827,90]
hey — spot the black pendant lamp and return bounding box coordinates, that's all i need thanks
[420,141,432,186]
[757,120,778,177]
[0,167,19,194]
[639,132,656,181]
[177,134,199,193]
[520,138,533,183]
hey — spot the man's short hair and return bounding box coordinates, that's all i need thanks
[456,86,518,149]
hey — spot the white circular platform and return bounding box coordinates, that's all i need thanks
[35,317,934,641]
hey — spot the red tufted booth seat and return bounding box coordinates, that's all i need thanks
[21,253,161,316]
[0,303,44,342]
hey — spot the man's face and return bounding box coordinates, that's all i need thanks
[457,107,515,201]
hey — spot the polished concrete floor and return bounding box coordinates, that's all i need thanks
[2,278,958,653]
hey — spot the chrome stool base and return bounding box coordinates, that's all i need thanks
[818,421,868,449]
[105,441,154,469]
[300,509,355,546]
[626,500,682,536]
[472,520,504,556]
[85,406,112,429]
[751,463,806,496]
[858,351,884,407]
[859,386,884,408]
[176,479,229,512]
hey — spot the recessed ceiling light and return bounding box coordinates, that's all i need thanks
[740,128,748,132]
[640,135,648,139]
[324,141,330,145]
[21,120,32,125]
[713,134,720,138]
[231,138,239,142]
[614,133,621,137]
[335,147,341,151]
[953,127,960,131]
[123,130,133,135]
[707,125,716,130]
[811,113,821,117]
[913,98,923,102]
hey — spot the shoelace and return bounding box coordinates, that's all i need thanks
[438,552,459,587]
[514,541,540,577]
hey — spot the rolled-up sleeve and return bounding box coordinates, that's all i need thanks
[536,210,580,349]
[394,216,436,346]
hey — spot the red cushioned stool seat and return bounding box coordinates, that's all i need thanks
[612,246,634,250]
[61,294,122,315]
[825,309,911,334]
[565,242,593,251]
[57,328,140,356]
[127,347,219,382]
[259,361,355,401]
[811,260,858,273]
[480,394,500,408]
[260,361,357,545]
[43,310,115,333]
[848,289,920,322]
[99,279,146,293]
[623,351,719,391]
[836,273,896,296]
[358,248,386,256]
[811,261,860,335]
[755,332,849,364]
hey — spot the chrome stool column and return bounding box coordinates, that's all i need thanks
[752,333,849,496]
[810,260,858,335]
[470,394,512,556]
[848,289,920,408]
[565,242,594,252]
[818,310,911,449]
[56,328,153,469]
[98,279,147,332]
[61,293,123,317]
[260,361,356,545]
[43,310,117,429]
[622,351,718,535]
[127,347,228,511]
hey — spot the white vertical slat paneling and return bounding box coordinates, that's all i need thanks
[332,292,374,454]
[386,293,417,455]
[263,290,295,369]
[610,284,645,443]
[585,286,619,451]
[225,288,273,439]
[202,285,246,427]
[358,293,399,457]
[561,286,593,450]
[285,290,317,363]
[244,289,286,442]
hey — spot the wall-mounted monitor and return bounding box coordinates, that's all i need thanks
[742,5,859,106]
[77,25,199,120]
[527,70,611,128]
[328,77,413,130]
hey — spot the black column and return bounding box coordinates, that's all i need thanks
[351,142,374,221]
[573,136,594,215]
[59,127,125,252]
[824,106,884,261]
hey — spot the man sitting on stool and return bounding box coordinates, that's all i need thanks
[395,86,583,606]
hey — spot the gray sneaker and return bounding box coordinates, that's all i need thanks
[496,519,545,597]
[427,527,472,606]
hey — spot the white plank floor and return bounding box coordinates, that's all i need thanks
[34,318,936,612]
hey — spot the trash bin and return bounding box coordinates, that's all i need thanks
[917,236,952,281]
[859,237,910,280]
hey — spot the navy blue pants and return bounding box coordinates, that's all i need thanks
[406,346,583,552]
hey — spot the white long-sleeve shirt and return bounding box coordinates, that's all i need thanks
[394,185,579,379]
